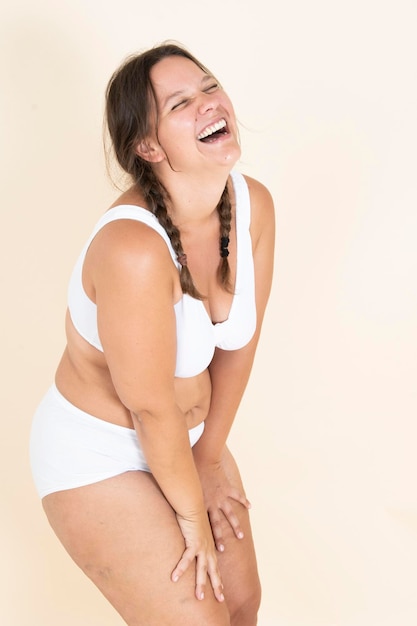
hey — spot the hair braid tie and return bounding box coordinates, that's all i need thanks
[177,253,188,266]
[220,236,230,258]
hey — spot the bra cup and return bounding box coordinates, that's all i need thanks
[174,295,216,377]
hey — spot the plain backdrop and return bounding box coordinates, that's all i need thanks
[1,1,417,624]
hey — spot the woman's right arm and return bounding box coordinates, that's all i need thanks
[89,219,224,602]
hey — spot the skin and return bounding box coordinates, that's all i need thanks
[44,54,275,625]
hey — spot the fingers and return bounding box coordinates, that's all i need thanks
[228,486,252,509]
[206,553,225,603]
[171,547,225,603]
[195,553,224,602]
[195,555,207,600]
[209,494,250,550]
[209,508,226,553]
[171,546,195,583]
[221,500,245,540]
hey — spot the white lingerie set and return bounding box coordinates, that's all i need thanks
[30,170,256,498]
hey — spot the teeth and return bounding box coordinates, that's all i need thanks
[197,118,227,140]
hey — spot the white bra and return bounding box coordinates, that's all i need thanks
[68,170,256,378]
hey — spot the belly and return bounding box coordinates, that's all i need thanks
[56,339,212,431]
[174,370,212,429]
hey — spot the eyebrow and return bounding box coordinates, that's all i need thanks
[161,74,214,109]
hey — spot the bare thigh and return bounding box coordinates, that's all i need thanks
[42,471,230,626]
[214,448,261,619]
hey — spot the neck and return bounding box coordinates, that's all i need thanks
[153,165,231,227]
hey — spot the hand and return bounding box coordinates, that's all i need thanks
[172,511,225,603]
[196,456,251,553]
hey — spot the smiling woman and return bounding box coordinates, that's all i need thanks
[29,41,275,626]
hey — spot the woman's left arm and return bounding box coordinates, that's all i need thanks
[192,176,275,551]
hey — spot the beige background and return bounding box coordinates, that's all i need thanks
[1,0,417,624]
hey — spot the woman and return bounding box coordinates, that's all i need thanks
[30,42,275,625]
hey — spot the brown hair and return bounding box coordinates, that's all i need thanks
[105,42,232,298]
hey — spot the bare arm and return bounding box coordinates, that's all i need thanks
[90,219,224,601]
[192,177,275,547]
[195,176,275,461]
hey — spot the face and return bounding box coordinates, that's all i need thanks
[145,55,241,172]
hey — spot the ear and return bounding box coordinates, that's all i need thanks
[135,139,165,163]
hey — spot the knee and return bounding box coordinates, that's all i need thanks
[229,580,261,626]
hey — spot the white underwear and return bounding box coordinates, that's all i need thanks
[30,384,205,499]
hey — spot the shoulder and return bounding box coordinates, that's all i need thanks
[242,174,274,213]
[87,215,177,290]
[241,174,275,243]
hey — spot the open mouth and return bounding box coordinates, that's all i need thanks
[197,118,229,143]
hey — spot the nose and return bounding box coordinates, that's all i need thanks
[197,91,218,115]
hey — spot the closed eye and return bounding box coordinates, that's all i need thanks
[170,83,220,111]
[171,99,188,111]
[204,83,219,93]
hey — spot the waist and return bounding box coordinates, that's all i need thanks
[56,348,211,430]
[49,384,205,441]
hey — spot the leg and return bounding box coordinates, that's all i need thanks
[215,448,262,626]
[42,471,230,626]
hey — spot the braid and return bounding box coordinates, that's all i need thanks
[216,184,233,292]
[105,43,235,301]
[139,164,204,299]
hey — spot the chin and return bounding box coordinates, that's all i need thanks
[222,148,241,167]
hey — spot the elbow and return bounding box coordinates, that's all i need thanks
[128,399,177,426]
[112,380,178,424]
[130,407,156,424]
